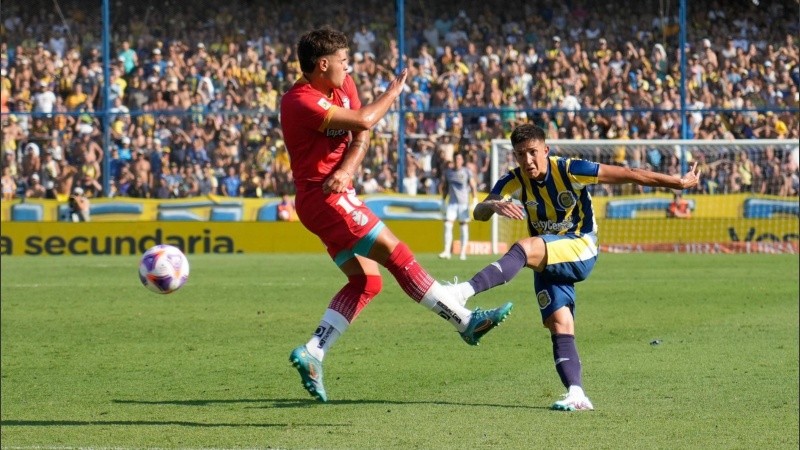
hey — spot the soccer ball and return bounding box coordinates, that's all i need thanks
[138,244,190,294]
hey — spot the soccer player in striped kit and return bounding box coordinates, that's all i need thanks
[446,124,700,410]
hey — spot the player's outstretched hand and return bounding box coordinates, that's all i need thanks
[487,199,526,220]
[385,68,408,97]
[679,162,701,190]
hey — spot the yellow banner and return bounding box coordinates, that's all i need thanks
[1,217,795,256]
[597,218,799,244]
[0,220,474,256]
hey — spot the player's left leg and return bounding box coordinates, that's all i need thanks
[543,304,593,412]
[369,226,513,345]
[531,235,597,411]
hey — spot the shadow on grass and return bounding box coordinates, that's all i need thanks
[0,419,346,428]
[112,398,548,409]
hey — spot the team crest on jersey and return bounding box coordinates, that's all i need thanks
[351,210,369,227]
[537,290,552,309]
[557,191,576,209]
[317,98,332,110]
[342,96,351,109]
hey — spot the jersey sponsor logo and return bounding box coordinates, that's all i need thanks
[317,98,332,110]
[537,290,552,309]
[557,191,576,209]
[531,219,575,233]
[325,128,347,137]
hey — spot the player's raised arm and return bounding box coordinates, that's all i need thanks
[328,68,408,132]
[597,162,701,191]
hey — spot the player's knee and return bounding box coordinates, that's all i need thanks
[516,236,541,256]
[514,237,546,269]
[364,274,382,297]
[347,274,382,297]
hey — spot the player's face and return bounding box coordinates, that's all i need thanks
[321,48,350,88]
[513,139,549,180]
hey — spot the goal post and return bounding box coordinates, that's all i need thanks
[489,139,799,254]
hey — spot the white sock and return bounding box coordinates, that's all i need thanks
[306,309,349,361]
[459,281,475,300]
[443,221,454,254]
[459,223,469,258]
[568,385,586,397]
[419,281,472,332]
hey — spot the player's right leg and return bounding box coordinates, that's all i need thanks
[458,221,469,260]
[290,256,382,402]
[289,189,385,402]
[440,219,454,259]
[440,203,458,259]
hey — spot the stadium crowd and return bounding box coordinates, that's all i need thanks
[1,0,798,202]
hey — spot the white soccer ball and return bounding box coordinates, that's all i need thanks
[138,244,190,294]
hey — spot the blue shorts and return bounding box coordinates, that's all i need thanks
[532,233,598,322]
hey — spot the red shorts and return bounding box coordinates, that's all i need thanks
[295,186,382,259]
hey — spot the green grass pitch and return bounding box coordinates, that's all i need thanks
[2,253,798,449]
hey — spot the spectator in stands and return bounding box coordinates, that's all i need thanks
[1,166,17,200]
[68,186,90,222]
[128,173,151,198]
[24,173,46,198]
[667,191,692,218]
[276,191,296,221]
[0,0,796,201]
[220,164,241,197]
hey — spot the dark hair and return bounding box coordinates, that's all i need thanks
[510,123,546,147]
[297,27,349,74]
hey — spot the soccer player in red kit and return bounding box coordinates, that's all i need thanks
[281,27,513,402]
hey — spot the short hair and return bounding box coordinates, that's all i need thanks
[297,27,349,74]
[510,123,546,147]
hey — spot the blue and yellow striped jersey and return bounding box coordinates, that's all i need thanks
[491,156,600,237]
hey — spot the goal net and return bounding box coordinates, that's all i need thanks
[489,139,799,254]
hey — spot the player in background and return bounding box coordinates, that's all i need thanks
[280,27,513,402]
[439,152,479,260]
[445,124,700,411]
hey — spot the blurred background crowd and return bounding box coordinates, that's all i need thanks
[1,0,798,202]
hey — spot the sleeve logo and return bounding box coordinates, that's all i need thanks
[317,98,332,110]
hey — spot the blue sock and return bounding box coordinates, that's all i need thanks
[552,334,582,388]
[468,243,528,294]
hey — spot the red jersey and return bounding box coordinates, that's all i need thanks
[280,75,362,191]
